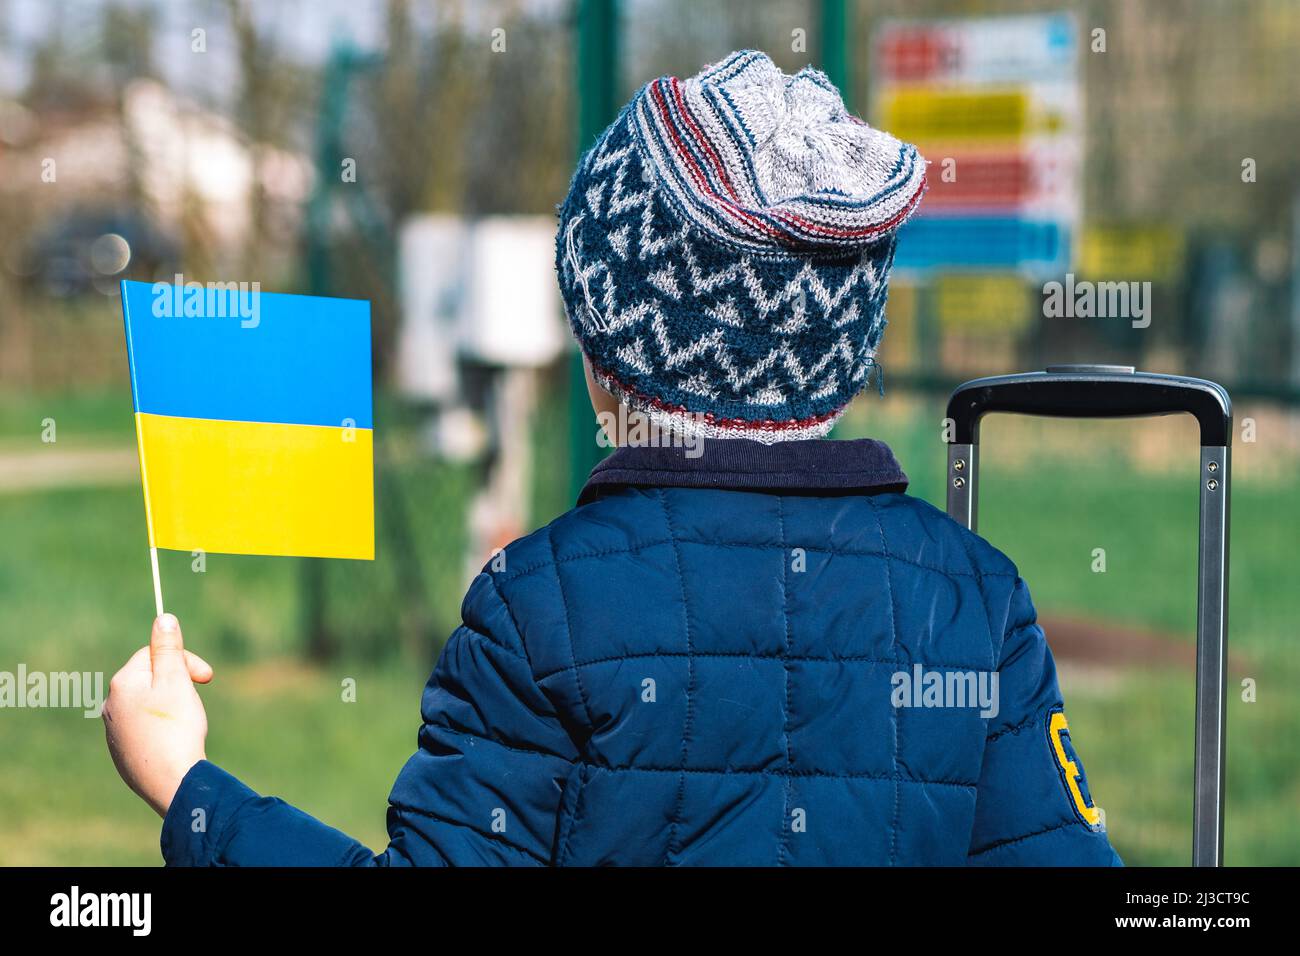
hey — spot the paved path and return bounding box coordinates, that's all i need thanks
[0,446,138,493]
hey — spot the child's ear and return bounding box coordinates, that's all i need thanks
[582,353,622,421]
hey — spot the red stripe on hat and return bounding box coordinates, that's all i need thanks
[650,79,926,247]
[669,78,743,204]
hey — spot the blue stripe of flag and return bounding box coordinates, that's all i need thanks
[121,280,373,429]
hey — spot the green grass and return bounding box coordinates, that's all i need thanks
[0,389,136,448]
[1,391,1296,865]
[0,665,420,866]
[980,465,1300,865]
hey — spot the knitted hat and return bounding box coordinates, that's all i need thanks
[556,50,926,442]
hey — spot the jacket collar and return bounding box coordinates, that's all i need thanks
[577,438,909,506]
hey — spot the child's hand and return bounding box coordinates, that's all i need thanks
[102,614,213,817]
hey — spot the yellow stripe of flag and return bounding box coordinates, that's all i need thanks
[136,412,374,560]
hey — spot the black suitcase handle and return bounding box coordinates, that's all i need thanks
[946,365,1232,445]
[944,365,1231,867]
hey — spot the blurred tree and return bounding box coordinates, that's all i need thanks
[460,1,571,215]
[226,0,272,276]
[101,1,156,85]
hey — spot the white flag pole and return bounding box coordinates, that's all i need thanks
[149,546,164,618]
[134,413,164,618]
[124,284,165,620]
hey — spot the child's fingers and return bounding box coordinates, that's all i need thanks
[112,645,153,682]
[185,650,214,684]
[149,613,189,684]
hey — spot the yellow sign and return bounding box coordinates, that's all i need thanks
[878,88,1055,143]
[1078,225,1184,281]
[935,275,1031,332]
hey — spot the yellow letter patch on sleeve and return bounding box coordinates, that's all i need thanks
[1048,710,1103,828]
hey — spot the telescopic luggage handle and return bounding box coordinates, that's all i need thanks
[944,365,1232,867]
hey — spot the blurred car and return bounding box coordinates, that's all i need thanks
[16,210,180,297]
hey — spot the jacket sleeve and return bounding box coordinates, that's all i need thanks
[161,573,580,866]
[966,577,1122,866]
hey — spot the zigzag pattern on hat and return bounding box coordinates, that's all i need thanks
[557,50,926,442]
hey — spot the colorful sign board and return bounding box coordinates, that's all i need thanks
[873,13,1082,278]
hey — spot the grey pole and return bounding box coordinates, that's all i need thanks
[1193,446,1230,866]
[946,442,978,532]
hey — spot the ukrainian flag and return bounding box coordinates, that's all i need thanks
[121,280,374,561]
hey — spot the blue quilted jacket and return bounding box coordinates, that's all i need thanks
[162,438,1121,866]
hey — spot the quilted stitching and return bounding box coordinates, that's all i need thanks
[490,485,983,865]
[656,487,697,865]
[867,496,904,864]
[467,477,1120,867]
[775,497,794,865]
